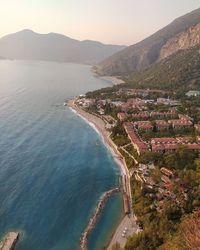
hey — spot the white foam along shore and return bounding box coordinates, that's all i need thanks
[68,104,126,176]
[68,100,139,249]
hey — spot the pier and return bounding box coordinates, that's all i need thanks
[0,232,19,250]
[80,188,119,250]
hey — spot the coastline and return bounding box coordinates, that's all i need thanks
[91,68,125,86]
[68,99,139,249]
[98,76,125,86]
[68,99,127,176]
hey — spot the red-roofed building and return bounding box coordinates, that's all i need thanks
[176,137,194,143]
[155,120,170,130]
[151,144,165,153]
[168,119,192,129]
[185,143,200,151]
[151,137,177,144]
[117,112,127,121]
[160,167,174,178]
[123,122,149,155]
[132,111,149,120]
[150,110,177,119]
[161,175,171,184]
[152,142,200,153]
[164,144,180,152]
[178,114,193,121]
[134,121,153,132]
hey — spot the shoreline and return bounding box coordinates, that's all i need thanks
[91,68,125,86]
[68,99,139,249]
[68,100,127,176]
[98,76,125,86]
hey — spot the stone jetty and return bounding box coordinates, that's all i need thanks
[80,188,119,250]
[0,232,19,250]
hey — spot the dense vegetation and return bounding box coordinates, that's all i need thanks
[124,147,200,250]
[126,44,200,93]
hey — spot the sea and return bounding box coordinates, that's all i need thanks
[0,60,123,250]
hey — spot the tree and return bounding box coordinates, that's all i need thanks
[159,211,200,250]
[112,242,122,250]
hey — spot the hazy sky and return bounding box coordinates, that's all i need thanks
[0,0,199,45]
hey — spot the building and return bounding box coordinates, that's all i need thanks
[77,98,95,108]
[160,167,174,178]
[178,114,193,121]
[168,119,193,129]
[152,143,177,153]
[123,122,149,155]
[134,121,153,132]
[155,120,170,130]
[117,112,127,121]
[151,136,195,145]
[152,142,200,153]
[157,98,180,106]
[151,137,177,144]
[150,110,177,119]
[185,143,200,151]
[176,137,194,143]
[186,90,200,97]
[161,175,171,184]
[132,111,149,120]
[111,101,124,107]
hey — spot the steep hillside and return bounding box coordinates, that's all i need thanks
[159,23,200,60]
[126,43,200,92]
[96,8,200,76]
[0,29,126,64]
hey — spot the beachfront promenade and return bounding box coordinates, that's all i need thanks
[107,215,139,249]
[68,99,140,249]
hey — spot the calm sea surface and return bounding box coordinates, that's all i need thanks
[0,60,123,250]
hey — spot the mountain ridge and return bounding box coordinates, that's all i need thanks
[0,29,126,64]
[96,7,200,76]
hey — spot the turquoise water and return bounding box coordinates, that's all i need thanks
[0,60,123,250]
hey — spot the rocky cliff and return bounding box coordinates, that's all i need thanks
[96,8,200,76]
[159,23,200,60]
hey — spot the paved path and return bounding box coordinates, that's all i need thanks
[120,146,138,164]
[107,215,139,249]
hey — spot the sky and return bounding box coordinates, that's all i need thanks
[0,0,199,45]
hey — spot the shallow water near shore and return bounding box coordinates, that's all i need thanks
[0,60,123,250]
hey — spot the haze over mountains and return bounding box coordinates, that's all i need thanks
[96,7,200,76]
[0,29,126,64]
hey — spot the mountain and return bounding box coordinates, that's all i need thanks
[0,29,126,64]
[96,8,200,76]
[126,43,200,92]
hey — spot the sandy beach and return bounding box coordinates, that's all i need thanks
[91,69,125,86]
[68,99,139,249]
[99,76,125,85]
[68,100,127,176]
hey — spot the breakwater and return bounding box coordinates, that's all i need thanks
[0,232,19,250]
[80,188,120,250]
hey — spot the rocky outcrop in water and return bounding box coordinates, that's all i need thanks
[80,188,119,250]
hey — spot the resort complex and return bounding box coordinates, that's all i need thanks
[69,84,200,249]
